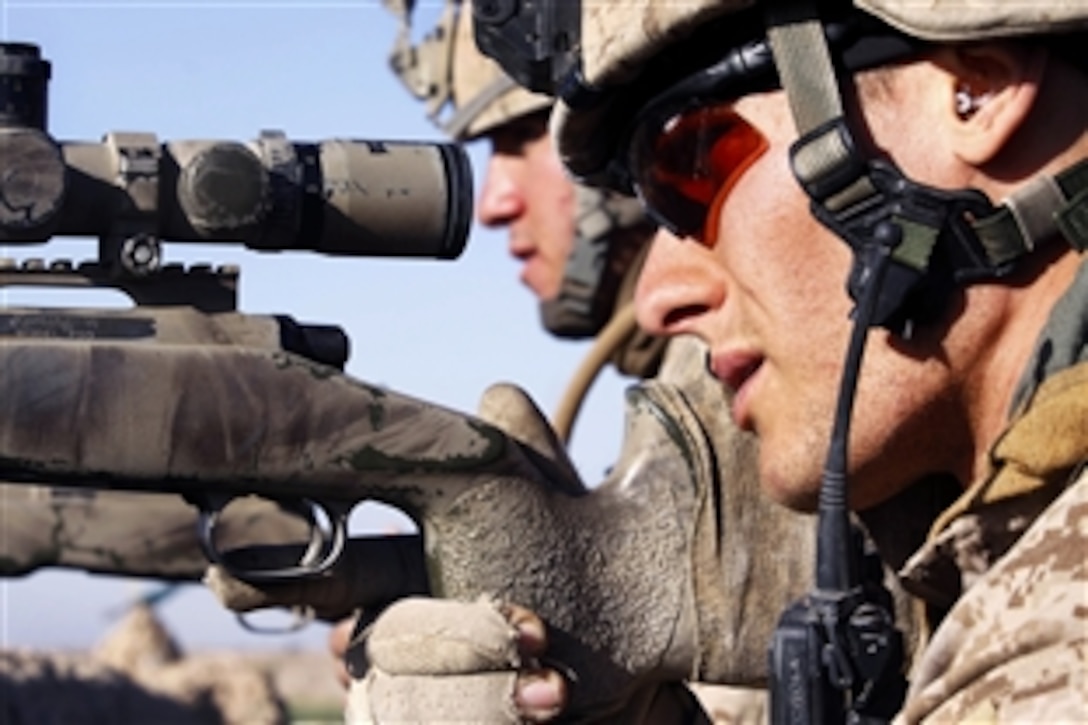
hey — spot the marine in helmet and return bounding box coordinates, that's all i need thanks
[346,0,1086,721]
[544,0,1086,720]
[385,0,667,403]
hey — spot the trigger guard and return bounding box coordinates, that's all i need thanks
[236,605,315,635]
[199,497,351,584]
[193,491,238,568]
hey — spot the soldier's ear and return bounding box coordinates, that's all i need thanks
[939,42,1047,167]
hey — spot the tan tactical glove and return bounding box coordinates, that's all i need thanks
[347,596,709,724]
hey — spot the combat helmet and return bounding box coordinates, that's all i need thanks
[477,0,1088,335]
[385,0,550,140]
[386,0,661,346]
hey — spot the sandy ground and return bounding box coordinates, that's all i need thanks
[2,604,347,725]
[232,648,346,722]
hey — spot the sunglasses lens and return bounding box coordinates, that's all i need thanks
[629,104,767,242]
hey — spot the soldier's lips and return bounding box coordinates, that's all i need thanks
[518,263,542,296]
[710,351,763,430]
[518,257,560,301]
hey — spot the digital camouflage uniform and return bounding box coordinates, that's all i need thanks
[893,261,1088,722]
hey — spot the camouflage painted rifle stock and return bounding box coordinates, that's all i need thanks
[0,261,586,580]
[0,258,469,584]
[0,483,309,582]
[0,261,317,584]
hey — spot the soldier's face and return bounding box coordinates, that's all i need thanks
[477,111,576,301]
[635,65,986,512]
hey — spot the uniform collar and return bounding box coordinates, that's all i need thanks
[899,255,1088,611]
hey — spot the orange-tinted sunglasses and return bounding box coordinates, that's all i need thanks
[626,102,768,245]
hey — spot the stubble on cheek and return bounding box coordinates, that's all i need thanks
[756,402,831,513]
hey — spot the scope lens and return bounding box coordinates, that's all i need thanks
[437,142,474,260]
[299,139,473,260]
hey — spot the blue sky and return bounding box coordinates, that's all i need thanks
[0,1,629,651]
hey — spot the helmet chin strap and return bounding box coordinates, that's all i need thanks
[763,4,1087,722]
[765,0,1088,338]
[540,186,649,339]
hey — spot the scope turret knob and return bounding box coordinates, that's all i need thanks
[179,142,269,239]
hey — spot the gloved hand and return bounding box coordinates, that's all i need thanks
[346,597,556,723]
[345,338,817,722]
[347,596,708,723]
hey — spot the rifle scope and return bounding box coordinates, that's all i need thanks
[0,43,472,271]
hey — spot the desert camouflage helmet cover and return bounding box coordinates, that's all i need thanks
[387,0,551,141]
[556,0,1088,179]
[449,0,552,140]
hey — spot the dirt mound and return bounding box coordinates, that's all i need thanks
[1,604,292,725]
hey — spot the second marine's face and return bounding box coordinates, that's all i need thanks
[477,111,577,302]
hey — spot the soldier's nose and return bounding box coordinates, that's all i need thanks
[636,229,723,338]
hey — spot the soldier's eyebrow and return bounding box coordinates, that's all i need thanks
[489,110,551,155]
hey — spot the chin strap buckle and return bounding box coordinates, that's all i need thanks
[788,117,999,334]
